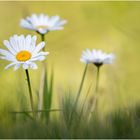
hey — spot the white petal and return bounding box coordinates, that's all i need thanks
[0,48,14,57]
[29,35,37,52]
[103,54,115,64]
[32,42,45,54]
[20,19,34,30]
[55,20,67,27]
[48,16,60,25]
[32,51,49,58]
[18,35,26,50]
[9,36,19,52]
[5,62,16,70]
[24,35,32,50]
[3,40,16,55]
[22,63,29,69]
[30,56,46,62]
[0,56,16,62]
[30,62,38,69]
[14,64,21,71]
[49,27,64,31]
[37,28,48,34]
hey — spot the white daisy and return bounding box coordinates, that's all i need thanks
[80,49,115,66]
[0,34,49,70]
[20,14,67,34]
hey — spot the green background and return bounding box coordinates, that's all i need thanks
[0,1,140,118]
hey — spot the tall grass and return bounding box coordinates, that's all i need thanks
[42,67,54,122]
[1,92,140,138]
[1,68,140,138]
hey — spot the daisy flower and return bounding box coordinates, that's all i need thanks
[20,14,67,35]
[0,34,49,70]
[80,49,115,67]
[80,49,115,118]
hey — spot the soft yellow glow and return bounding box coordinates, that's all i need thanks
[16,51,31,61]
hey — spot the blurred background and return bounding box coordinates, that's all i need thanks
[0,1,140,120]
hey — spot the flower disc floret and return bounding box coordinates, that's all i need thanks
[16,51,31,61]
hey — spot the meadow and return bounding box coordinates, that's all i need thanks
[0,1,140,138]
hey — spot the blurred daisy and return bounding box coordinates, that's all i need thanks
[80,49,115,67]
[20,14,67,35]
[0,34,49,70]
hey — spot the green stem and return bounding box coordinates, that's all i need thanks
[41,34,45,51]
[88,66,101,121]
[78,83,92,124]
[11,109,62,113]
[95,66,100,93]
[37,33,46,119]
[92,66,100,112]
[25,69,35,117]
[41,34,45,41]
[68,64,88,127]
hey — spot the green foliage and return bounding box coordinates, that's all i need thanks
[43,68,54,122]
[2,98,140,138]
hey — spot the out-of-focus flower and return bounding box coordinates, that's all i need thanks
[80,49,115,66]
[20,14,67,34]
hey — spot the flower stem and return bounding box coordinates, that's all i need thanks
[95,66,100,94]
[68,64,88,127]
[87,65,101,122]
[25,69,35,118]
[38,33,46,119]
[78,82,92,125]
[90,66,100,115]
[41,34,45,51]
[41,34,45,41]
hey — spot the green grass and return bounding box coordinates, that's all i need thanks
[1,96,140,138]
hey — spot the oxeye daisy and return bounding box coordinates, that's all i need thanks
[0,35,49,118]
[80,49,115,67]
[0,34,49,71]
[20,13,67,35]
[20,13,66,117]
[80,49,115,119]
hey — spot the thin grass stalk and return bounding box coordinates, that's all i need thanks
[38,68,46,118]
[92,66,100,111]
[95,66,100,93]
[88,66,100,121]
[25,69,35,118]
[71,82,92,132]
[68,64,88,127]
[38,34,46,119]
[11,109,62,113]
[78,83,92,122]
[11,109,61,121]
[44,69,54,122]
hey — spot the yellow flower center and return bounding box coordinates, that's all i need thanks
[36,25,48,29]
[16,51,31,61]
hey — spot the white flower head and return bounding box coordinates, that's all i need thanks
[0,34,49,70]
[20,13,67,34]
[80,49,115,66]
